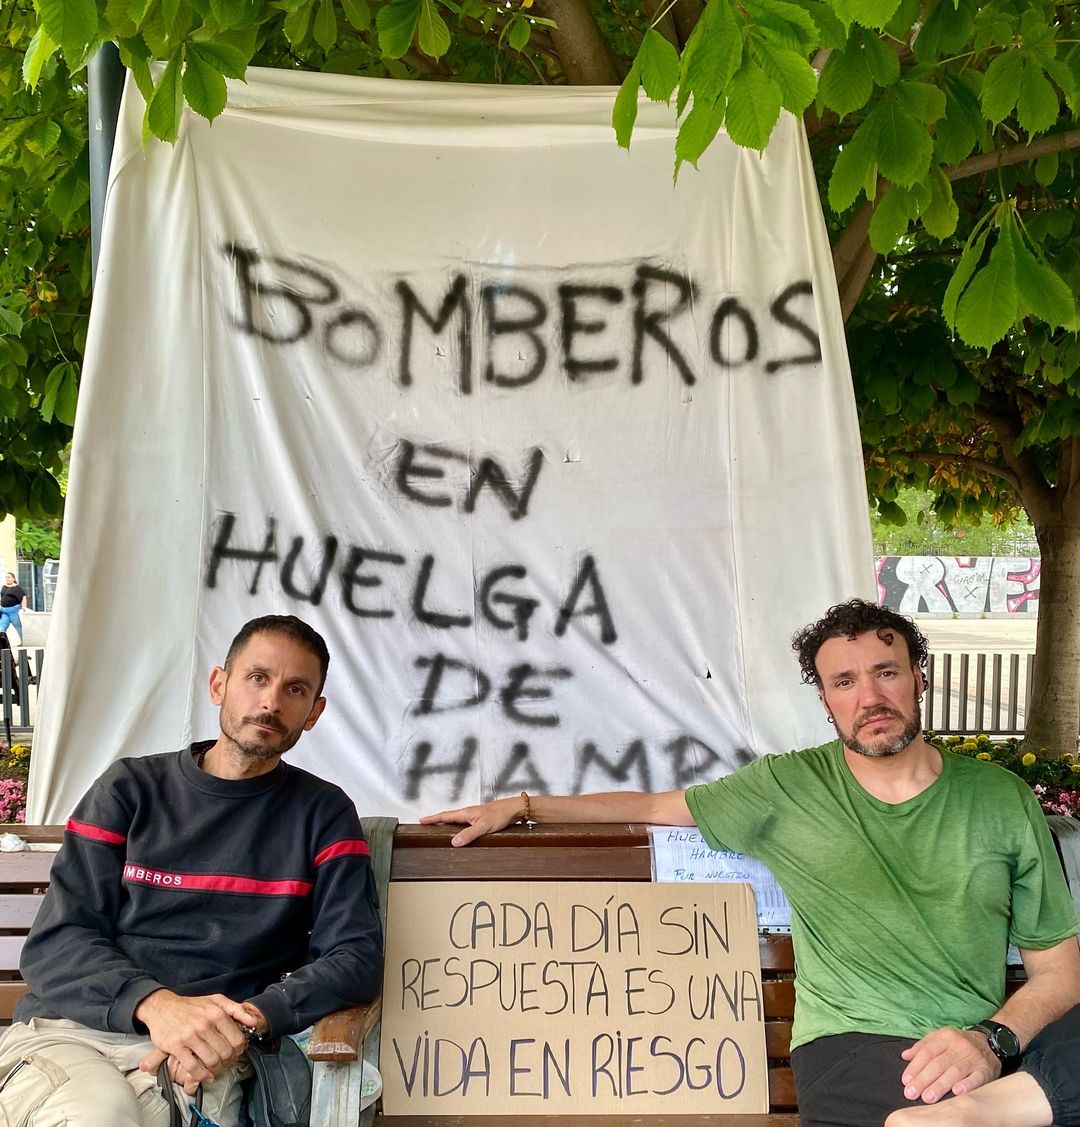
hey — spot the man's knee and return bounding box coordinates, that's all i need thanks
[0,1050,147,1127]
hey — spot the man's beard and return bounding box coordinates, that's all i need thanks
[223,713,295,761]
[840,708,922,759]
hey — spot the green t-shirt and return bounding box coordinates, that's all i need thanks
[685,742,1080,1050]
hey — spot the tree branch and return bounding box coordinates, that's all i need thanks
[972,393,1057,524]
[533,0,619,84]
[945,129,1080,182]
[900,450,1022,493]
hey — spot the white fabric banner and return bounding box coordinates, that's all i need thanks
[29,69,873,822]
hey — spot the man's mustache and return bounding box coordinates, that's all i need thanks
[855,707,902,732]
[244,713,286,733]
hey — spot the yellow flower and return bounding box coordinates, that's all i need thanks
[976,733,990,743]
[1071,764,1080,774]
[7,743,28,764]
[976,752,992,761]
[1021,752,1037,767]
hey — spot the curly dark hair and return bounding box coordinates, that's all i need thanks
[791,599,928,687]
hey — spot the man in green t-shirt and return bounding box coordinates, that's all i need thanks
[424,599,1080,1127]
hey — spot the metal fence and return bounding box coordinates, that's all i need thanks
[0,646,1054,744]
[0,648,43,745]
[924,651,1035,736]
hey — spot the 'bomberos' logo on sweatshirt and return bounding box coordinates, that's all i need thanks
[123,864,184,887]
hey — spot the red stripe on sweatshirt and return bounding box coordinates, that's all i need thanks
[66,818,127,845]
[122,863,312,896]
[314,839,371,866]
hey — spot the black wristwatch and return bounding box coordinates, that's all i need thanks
[968,1019,1021,1074]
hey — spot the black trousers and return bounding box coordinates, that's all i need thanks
[791,1004,1080,1127]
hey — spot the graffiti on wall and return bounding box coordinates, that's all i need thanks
[876,557,1041,614]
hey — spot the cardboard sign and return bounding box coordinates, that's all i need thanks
[380,881,767,1115]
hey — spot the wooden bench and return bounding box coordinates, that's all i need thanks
[4,820,1067,1126]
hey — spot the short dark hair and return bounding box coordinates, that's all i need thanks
[791,598,928,688]
[224,615,330,696]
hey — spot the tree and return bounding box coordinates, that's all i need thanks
[6,0,1080,751]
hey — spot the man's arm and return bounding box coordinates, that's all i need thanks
[244,803,383,1035]
[899,936,1080,1104]
[421,789,695,847]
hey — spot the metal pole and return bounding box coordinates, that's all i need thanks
[88,42,125,285]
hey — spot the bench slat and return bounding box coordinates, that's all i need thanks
[0,852,55,885]
[391,847,653,882]
[0,935,25,971]
[375,1116,800,1126]
[0,981,28,1021]
[0,892,45,928]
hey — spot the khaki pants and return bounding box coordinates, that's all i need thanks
[0,1019,252,1127]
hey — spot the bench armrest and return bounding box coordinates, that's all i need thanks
[307,997,382,1062]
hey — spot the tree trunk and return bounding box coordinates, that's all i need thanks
[1023,516,1080,757]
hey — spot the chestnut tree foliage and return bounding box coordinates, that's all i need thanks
[4,0,1080,751]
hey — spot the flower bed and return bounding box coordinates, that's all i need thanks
[935,734,1080,817]
[0,741,29,822]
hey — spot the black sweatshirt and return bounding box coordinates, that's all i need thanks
[16,744,383,1037]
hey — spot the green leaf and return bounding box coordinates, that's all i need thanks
[640,28,680,102]
[417,0,450,57]
[190,41,248,79]
[377,0,420,57]
[147,51,184,142]
[753,44,816,114]
[681,0,742,105]
[868,183,916,253]
[40,362,71,424]
[47,165,91,223]
[724,59,781,151]
[674,95,726,171]
[1016,62,1060,135]
[942,225,989,326]
[341,0,370,28]
[921,166,958,239]
[867,90,933,186]
[284,1,313,45]
[208,0,249,29]
[859,25,900,85]
[1034,151,1058,187]
[312,0,338,50]
[935,83,978,164]
[612,57,642,149]
[119,37,155,102]
[507,16,530,51]
[0,308,21,337]
[22,26,59,89]
[831,0,900,31]
[954,221,1019,350]
[1011,227,1076,330]
[828,126,875,210]
[36,0,98,64]
[183,45,228,119]
[743,0,818,53]
[162,0,181,38]
[818,36,873,118]
[30,473,64,519]
[25,119,62,156]
[912,0,975,63]
[980,49,1024,123]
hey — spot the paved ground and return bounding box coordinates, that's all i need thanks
[917,616,1037,653]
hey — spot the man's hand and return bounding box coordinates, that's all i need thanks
[139,1049,202,1095]
[420,796,524,847]
[135,989,258,1084]
[900,1026,1001,1104]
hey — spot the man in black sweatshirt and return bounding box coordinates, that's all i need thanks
[0,615,382,1126]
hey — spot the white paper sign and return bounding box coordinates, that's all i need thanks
[650,827,791,929]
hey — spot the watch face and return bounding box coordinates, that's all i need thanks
[991,1024,1021,1058]
[980,1021,1021,1060]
